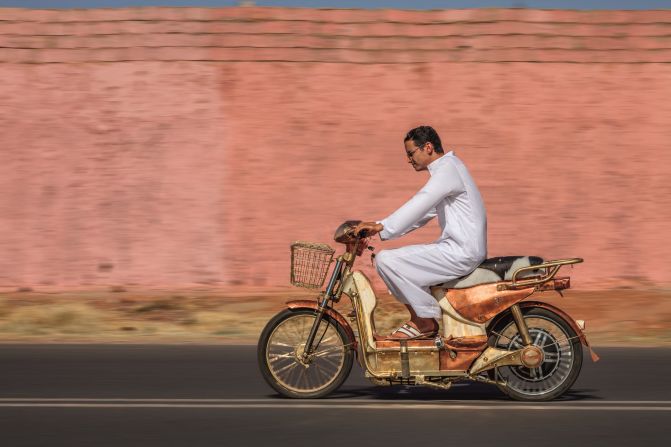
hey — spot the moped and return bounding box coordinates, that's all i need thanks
[258,220,598,401]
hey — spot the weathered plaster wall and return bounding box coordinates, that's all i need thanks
[0,7,669,289]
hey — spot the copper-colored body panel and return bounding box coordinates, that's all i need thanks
[439,349,482,371]
[445,283,535,323]
[439,336,489,371]
[535,277,571,292]
[286,300,357,351]
[445,335,488,351]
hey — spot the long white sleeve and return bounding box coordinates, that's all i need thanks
[378,208,437,241]
[379,161,464,240]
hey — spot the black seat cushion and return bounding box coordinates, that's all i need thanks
[434,256,545,290]
[478,256,544,279]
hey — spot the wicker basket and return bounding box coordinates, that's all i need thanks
[290,241,335,289]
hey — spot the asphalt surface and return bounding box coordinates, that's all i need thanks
[0,345,669,446]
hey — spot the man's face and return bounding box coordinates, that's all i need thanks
[404,140,430,171]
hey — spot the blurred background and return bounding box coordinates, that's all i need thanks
[0,0,669,344]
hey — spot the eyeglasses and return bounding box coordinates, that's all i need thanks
[405,144,425,159]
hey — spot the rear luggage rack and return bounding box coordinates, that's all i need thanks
[497,258,583,291]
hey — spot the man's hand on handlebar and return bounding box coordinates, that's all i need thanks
[353,222,384,238]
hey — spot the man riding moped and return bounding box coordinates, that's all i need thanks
[258,125,594,401]
[354,125,487,340]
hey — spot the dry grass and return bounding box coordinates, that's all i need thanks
[0,302,104,335]
[0,287,669,346]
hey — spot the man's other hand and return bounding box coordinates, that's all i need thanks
[353,222,383,237]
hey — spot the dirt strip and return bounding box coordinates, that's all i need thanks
[0,287,669,346]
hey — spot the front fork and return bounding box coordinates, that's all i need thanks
[301,257,346,359]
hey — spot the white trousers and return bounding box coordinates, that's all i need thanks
[375,243,479,320]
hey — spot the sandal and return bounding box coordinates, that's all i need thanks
[386,322,438,340]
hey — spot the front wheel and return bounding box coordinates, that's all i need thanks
[258,308,354,398]
[488,307,583,401]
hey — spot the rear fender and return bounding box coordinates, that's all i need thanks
[488,300,599,362]
[286,300,358,353]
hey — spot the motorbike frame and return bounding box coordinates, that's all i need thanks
[295,236,592,388]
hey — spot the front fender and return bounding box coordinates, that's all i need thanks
[286,300,358,353]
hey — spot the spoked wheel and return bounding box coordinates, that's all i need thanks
[258,308,354,398]
[488,307,583,401]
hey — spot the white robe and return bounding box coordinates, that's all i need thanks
[376,151,487,319]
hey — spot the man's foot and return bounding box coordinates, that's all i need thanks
[386,320,438,340]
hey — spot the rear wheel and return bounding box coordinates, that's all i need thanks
[488,307,583,401]
[258,308,354,399]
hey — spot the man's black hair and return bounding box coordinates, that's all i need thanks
[404,126,444,154]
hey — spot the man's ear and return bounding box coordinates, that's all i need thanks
[425,142,434,155]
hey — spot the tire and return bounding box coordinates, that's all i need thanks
[487,307,583,402]
[257,308,354,399]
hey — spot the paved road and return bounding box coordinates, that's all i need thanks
[0,345,669,446]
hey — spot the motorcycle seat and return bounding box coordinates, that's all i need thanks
[436,256,544,289]
[479,256,544,279]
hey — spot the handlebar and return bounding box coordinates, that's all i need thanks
[356,229,371,238]
[345,227,370,239]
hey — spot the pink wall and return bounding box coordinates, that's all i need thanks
[0,7,670,289]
